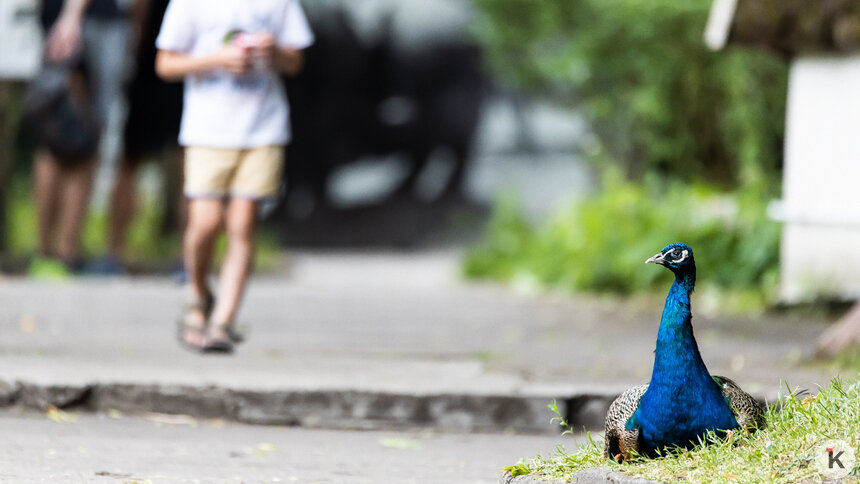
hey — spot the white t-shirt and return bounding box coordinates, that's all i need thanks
[156,0,313,148]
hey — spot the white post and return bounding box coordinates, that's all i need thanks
[776,55,860,301]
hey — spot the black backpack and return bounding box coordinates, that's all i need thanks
[23,61,100,162]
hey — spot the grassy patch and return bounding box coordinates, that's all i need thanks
[5,181,283,271]
[510,378,860,483]
[463,171,780,313]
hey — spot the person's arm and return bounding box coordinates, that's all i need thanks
[274,47,304,76]
[155,45,250,81]
[46,0,93,61]
[250,34,304,76]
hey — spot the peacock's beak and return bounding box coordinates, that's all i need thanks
[645,252,666,265]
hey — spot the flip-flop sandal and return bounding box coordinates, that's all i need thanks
[177,321,207,353]
[176,292,214,353]
[201,329,234,354]
[201,337,234,354]
[224,324,246,344]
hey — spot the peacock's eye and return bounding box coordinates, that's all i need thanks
[671,249,681,258]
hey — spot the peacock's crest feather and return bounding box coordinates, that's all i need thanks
[603,243,765,462]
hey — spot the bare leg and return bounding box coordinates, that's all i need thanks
[209,198,258,339]
[55,158,96,262]
[184,198,223,300]
[109,160,139,261]
[33,149,62,256]
[181,198,224,346]
[162,148,187,237]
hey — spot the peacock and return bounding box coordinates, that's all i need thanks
[603,243,765,462]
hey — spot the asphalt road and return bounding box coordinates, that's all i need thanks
[0,411,584,483]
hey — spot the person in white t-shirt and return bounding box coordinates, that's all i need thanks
[155,0,313,353]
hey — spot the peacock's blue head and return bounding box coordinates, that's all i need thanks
[646,242,695,275]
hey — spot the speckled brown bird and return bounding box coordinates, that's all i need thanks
[604,376,765,462]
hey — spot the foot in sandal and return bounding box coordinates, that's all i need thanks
[177,292,213,352]
[202,322,234,354]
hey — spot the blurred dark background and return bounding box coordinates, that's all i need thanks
[2,0,859,319]
[0,0,594,260]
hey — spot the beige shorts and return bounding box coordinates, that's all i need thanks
[184,145,285,199]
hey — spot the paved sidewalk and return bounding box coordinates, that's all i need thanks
[1,412,580,483]
[0,251,849,433]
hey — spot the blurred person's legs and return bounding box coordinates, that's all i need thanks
[31,149,96,276]
[33,150,61,258]
[96,0,183,274]
[179,146,283,351]
[30,54,100,275]
[32,150,68,277]
[106,149,185,270]
[209,145,282,342]
[82,18,132,273]
[30,12,132,277]
[163,150,187,236]
[87,18,130,262]
[56,157,96,262]
[208,198,257,340]
[180,146,233,349]
[33,150,96,250]
[107,158,139,264]
[180,198,223,348]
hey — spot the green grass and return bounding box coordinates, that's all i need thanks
[507,378,860,483]
[5,181,283,271]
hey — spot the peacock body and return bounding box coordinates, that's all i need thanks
[603,243,764,462]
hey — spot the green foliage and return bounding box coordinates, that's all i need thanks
[509,378,860,483]
[6,180,178,263]
[5,181,282,270]
[503,461,532,477]
[471,0,788,190]
[549,399,576,436]
[463,171,780,303]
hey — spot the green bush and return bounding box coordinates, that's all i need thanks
[463,171,780,303]
[472,0,788,191]
[466,0,787,303]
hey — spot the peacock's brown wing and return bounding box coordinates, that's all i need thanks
[713,375,766,431]
[604,384,648,462]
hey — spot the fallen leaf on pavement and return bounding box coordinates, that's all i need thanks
[46,405,78,423]
[105,409,123,419]
[18,315,37,334]
[245,442,277,458]
[143,412,199,427]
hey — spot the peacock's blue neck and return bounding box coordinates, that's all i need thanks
[631,266,738,453]
[651,270,706,384]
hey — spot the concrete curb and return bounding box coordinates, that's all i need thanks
[500,468,660,483]
[0,379,618,433]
